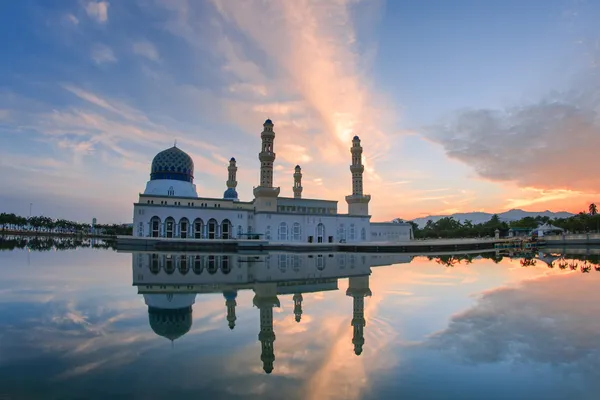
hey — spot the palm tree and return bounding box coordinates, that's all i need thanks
[590,203,597,216]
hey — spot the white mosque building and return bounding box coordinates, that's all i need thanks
[132,119,412,243]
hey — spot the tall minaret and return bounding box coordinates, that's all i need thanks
[223,158,239,201]
[345,135,371,216]
[293,293,303,322]
[223,291,237,330]
[253,119,280,212]
[346,275,372,356]
[293,165,303,199]
[253,282,280,374]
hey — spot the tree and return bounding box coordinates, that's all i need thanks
[590,203,597,216]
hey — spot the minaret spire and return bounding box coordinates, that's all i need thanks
[293,293,303,322]
[223,158,239,201]
[253,119,280,212]
[345,135,371,216]
[293,165,303,199]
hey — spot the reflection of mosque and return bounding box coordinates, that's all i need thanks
[130,252,412,373]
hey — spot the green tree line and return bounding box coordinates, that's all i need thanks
[0,213,132,236]
[406,203,599,239]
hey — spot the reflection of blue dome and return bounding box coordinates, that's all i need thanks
[223,290,238,301]
[151,146,194,183]
[264,119,273,125]
[353,135,359,141]
[223,188,238,200]
[148,306,192,342]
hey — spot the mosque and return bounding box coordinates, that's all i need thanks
[129,250,412,373]
[131,119,412,243]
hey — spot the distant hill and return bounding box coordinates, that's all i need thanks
[408,209,575,228]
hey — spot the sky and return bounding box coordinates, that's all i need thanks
[0,0,599,224]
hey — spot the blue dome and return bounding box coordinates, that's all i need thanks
[223,187,238,200]
[353,135,359,141]
[264,118,273,125]
[230,157,236,162]
[150,146,194,183]
[223,290,238,301]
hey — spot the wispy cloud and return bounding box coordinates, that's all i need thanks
[85,1,110,23]
[91,43,117,64]
[133,40,160,62]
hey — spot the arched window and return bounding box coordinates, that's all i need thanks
[278,222,288,241]
[179,218,189,239]
[221,219,232,239]
[338,224,346,242]
[293,222,301,241]
[193,256,204,274]
[237,225,243,238]
[207,256,217,274]
[316,223,325,243]
[292,255,301,271]
[168,186,174,196]
[164,255,175,274]
[208,219,218,239]
[316,254,325,270]
[165,217,175,238]
[265,225,271,240]
[279,254,287,272]
[222,256,231,274]
[360,227,366,241]
[179,255,189,274]
[150,254,160,274]
[193,218,204,239]
[150,216,161,238]
[349,224,356,241]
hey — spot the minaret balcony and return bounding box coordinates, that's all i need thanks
[345,194,371,204]
[259,152,276,162]
[350,165,365,173]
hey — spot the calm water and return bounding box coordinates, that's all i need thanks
[1,240,600,400]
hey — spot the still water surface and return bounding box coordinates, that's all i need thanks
[1,243,599,399]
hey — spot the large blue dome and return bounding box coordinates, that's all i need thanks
[151,146,194,183]
[148,306,192,341]
[223,290,238,301]
[223,187,238,200]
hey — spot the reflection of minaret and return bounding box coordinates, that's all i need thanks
[223,290,238,330]
[293,165,303,199]
[346,275,372,356]
[253,283,280,374]
[293,293,303,322]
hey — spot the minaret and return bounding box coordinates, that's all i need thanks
[253,119,280,212]
[293,293,303,322]
[253,283,280,374]
[345,136,371,216]
[293,165,303,199]
[223,291,238,330]
[223,158,239,201]
[346,275,372,356]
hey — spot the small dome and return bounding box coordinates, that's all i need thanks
[150,146,194,183]
[223,290,238,301]
[230,157,236,162]
[148,306,192,342]
[295,165,301,170]
[353,135,360,141]
[223,188,238,200]
[264,118,273,125]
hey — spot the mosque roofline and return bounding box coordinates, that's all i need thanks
[138,193,253,203]
[277,197,338,204]
[371,221,413,226]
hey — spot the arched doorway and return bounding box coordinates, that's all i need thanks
[193,218,204,239]
[150,216,161,238]
[165,217,175,238]
[179,218,189,239]
[208,219,218,239]
[316,223,325,243]
[221,219,232,239]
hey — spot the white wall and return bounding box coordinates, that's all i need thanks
[369,223,412,242]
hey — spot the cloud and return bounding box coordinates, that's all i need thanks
[133,41,160,62]
[91,43,117,64]
[64,14,79,25]
[85,1,110,23]
[423,272,600,374]
[422,81,600,193]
